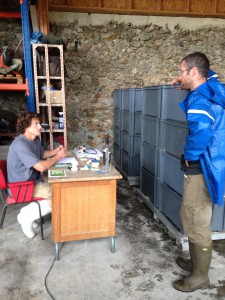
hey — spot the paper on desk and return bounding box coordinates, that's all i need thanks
[56,157,78,171]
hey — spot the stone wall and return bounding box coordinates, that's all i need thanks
[1,14,225,149]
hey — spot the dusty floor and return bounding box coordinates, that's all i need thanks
[0,179,225,300]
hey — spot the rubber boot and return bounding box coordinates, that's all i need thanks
[176,241,193,272]
[173,243,212,292]
[17,200,52,239]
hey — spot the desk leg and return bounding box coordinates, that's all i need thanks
[55,242,59,260]
[111,237,115,253]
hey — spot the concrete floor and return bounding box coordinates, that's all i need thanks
[0,179,225,300]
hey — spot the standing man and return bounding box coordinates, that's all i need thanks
[173,52,225,292]
[7,112,67,238]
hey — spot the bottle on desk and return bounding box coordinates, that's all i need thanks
[58,112,64,129]
[103,133,111,173]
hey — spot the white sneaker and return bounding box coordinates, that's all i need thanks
[17,213,35,239]
[17,213,23,225]
[17,213,39,229]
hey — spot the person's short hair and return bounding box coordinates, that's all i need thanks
[181,52,210,78]
[16,112,39,134]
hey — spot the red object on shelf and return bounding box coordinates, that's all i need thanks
[0,51,21,76]
[0,49,29,95]
[55,134,64,146]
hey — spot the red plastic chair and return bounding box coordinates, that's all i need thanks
[0,160,7,203]
[0,160,45,239]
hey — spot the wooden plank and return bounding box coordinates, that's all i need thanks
[132,0,159,10]
[129,0,132,10]
[0,74,23,84]
[30,5,39,32]
[213,0,218,13]
[98,0,102,8]
[48,0,68,4]
[217,0,225,13]
[186,0,190,12]
[156,0,162,11]
[189,0,214,13]
[102,0,130,9]
[48,0,225,17]
[69,0,99,7]
[37,0,49,34]
[161,0,188,12]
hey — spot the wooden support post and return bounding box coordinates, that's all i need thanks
[36,0,49,34]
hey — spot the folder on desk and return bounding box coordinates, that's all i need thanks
[55,157,78,171]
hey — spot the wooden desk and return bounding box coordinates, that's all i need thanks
[48,166,122,259]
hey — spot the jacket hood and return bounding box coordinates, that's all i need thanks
[196,79,225,109]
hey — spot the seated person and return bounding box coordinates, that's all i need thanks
[7,112,67,238]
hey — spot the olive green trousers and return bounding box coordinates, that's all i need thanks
[180,174,212,247]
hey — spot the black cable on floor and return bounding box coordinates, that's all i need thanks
[44,243,65,300]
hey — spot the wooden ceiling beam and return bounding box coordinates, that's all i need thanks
[48,0,225,19]
[48,5,225,19]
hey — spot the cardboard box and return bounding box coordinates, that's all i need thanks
[50,91,62,104]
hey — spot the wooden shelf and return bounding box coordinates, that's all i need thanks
[33,44,67,149]
[39,103,63,107]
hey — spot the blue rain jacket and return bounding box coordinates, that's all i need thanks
[179,78,225,206]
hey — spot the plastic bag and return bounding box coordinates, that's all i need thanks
[30,31,43,44]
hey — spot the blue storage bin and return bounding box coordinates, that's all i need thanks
[113,89,122,109]
[113,143,121,166]
[141,115,159,147]
[121,150,140,177]
[140,142,158,176]
[142,86,161,117]
[121,131,141,156]
[159,119,188,158]
[121,111,141,134]
[114,126,121,146]
[140,167,158,207]
[157,181,225,232]
[160,86,188,122]
[121,88,142,112]
[211,201,225,231]
[114,108,120,128]
[158,150,184,196]
[142,85,188,122]
[157,181,182,230]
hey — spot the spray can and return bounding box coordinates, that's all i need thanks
[58,112,64,129]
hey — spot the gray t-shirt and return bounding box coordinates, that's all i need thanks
[7,134,44,184]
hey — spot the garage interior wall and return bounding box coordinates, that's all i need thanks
[0,13,225,149]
